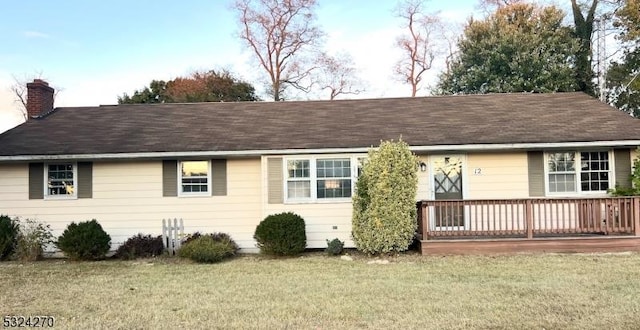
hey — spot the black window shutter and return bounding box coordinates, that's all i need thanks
[77,162,93,198]
[28,163,44,200]
[163,160,178,197]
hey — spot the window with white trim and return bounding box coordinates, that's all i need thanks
[46,163,77,198]
[287,160,311,198]
[546,151,611,194]
[179,161,211,196]
[285,155,363,202]
[317,158,351,198]
[579,151,610,191]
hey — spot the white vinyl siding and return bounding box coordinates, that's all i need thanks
[466,152,530,199]
[0,159,262,251]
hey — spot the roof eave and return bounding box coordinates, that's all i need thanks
[0,140,638,163]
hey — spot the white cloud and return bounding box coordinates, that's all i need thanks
[22,30,50,39]
[51,49,255,107]
[319,24,405,98]
[0,72,24,133]
[55,71,168,107]
[323,17,463,99]
[0,109,23,133]
[0,88,24,133]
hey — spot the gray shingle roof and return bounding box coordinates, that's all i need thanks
[1,92,639,158]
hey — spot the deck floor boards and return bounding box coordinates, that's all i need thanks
[420,236,640,255]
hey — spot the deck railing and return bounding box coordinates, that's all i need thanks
[417,197,640,240]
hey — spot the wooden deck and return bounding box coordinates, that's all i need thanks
[417,197,640,255]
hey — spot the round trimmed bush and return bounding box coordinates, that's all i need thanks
[178,235,237,263]
[0,215,19,261]
[254,212,306,256]
[56,219,111,260]
[326,238,344,256]
[114,234,164,260]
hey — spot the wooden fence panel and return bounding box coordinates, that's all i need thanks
[162,218,184,255]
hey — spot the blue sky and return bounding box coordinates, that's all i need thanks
[0,0,505,132]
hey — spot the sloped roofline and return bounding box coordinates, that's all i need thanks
[2,92,640,160]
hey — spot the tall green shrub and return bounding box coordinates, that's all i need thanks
[0,215,19,260]
[56,219,111,260]
[352,140,418,254]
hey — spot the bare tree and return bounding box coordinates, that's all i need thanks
[394,0,440,97]
[234,0,323,101]
[10,77,28,121]
[439,22,462,78]
[316,52,364,100]
[477,0,525,12]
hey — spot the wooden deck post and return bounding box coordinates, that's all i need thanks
[526,199,533,239]
[421,202,429,240]
[633,197,640,237]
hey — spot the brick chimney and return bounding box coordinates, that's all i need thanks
[26,79,54,119]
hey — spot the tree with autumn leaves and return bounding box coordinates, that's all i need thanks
[118,69,259,104]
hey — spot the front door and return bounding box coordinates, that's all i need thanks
[431,155,464,228]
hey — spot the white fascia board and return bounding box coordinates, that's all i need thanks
[1,140,639,162]
[410,140,640,152]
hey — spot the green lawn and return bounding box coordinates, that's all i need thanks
[2,252,640,329]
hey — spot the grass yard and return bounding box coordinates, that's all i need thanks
[2,252,640,329]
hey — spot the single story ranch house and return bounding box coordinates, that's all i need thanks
[2,79,640,254]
